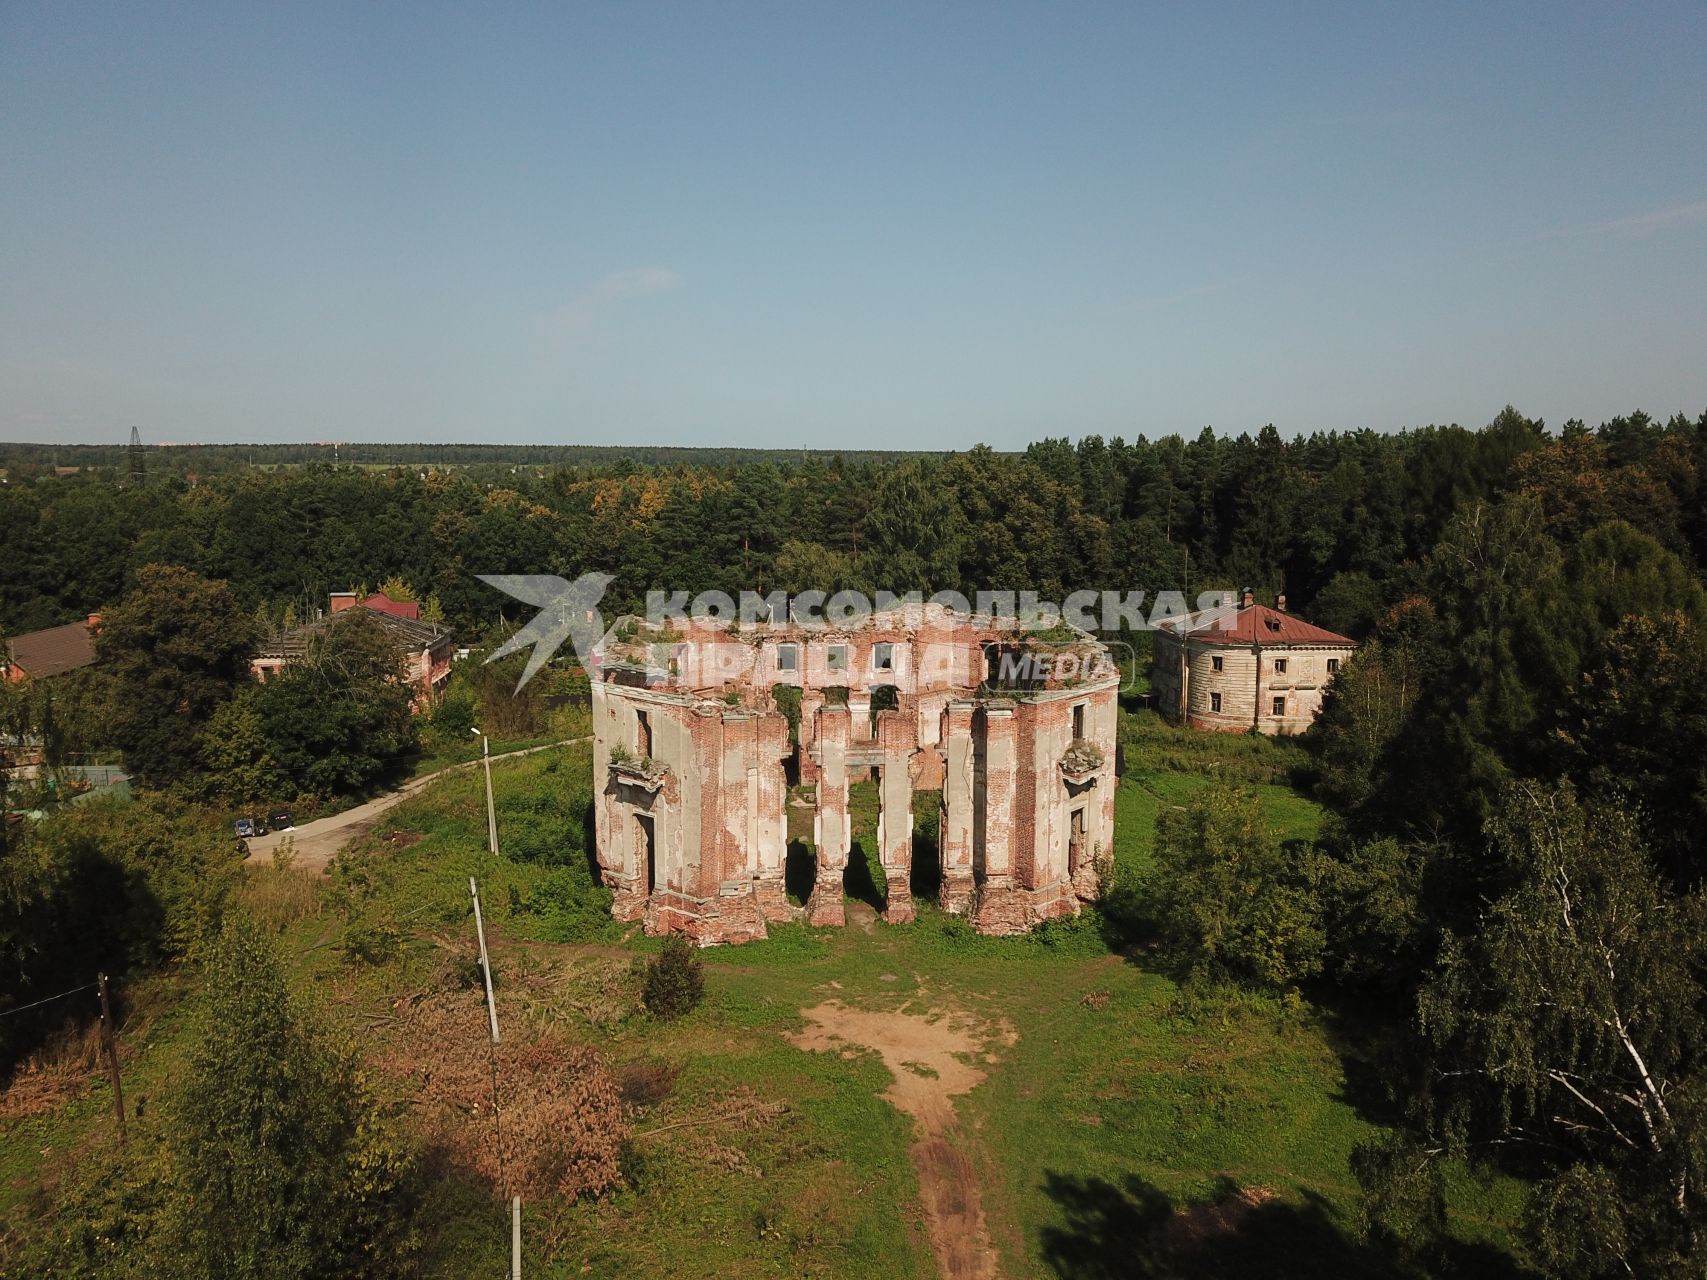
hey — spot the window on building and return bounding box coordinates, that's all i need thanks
[1272,695,1286,717]
[636,709,652,757]
[873,642,895,673]
[826,644,848,673]
[1274,657,1288,674]
[1326,657,1340,673]
[1210,692,1222,713]
[1071,702,1086,739]
[1211,655,1224,673]
[776,643,798,672]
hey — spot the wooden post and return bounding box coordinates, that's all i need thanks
[96,972,126,1146]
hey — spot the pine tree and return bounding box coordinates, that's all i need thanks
[166,917,417,1278]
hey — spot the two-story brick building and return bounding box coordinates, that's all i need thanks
[251,597,453,711]
[1150,590,1354,734]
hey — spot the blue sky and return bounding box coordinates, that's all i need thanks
[2,1,1703,448]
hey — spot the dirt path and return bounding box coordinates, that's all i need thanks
[244,738,586,873]
[790,999,1011,1280]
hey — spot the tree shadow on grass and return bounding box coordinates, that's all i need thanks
[910,814,941,901]
[785,839,816,907]
[843,839,884,911]
[1039,1171,1530,1280]
[579,797,606,888]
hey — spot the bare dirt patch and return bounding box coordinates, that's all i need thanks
[790,999,1009,1280]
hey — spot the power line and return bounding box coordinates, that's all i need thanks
[0,981,96,1018]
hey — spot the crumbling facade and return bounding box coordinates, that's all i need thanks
[590,604,1119,944]
[1151,590,1355,734]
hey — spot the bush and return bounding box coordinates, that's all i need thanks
[1151,784,1324,990]
[429,687,476,737]
[642,935,705,1020]
[341,921,402,966]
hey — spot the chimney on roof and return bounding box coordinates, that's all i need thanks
[329,592,357,613]
[1276,594,1287,613]
[1241,587,1255,609]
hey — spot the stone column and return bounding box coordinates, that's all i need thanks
[972,702,1028,935]
[880,750,914,924]
[938,700,976,914]
[753,712,793,921]
[719,712,751,889]
[808,704,849,927]
[797,687,825,784]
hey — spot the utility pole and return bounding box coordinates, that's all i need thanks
[96,972,126,1145]
[469,879,519,1279]
[472,728,499,854]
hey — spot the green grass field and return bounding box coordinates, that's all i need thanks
[0,727,1532,1278]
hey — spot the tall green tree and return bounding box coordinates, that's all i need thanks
[165,917,417,1279]
[97,564,257,787]
[206,610,418,800]
[1411,783,1707,1278]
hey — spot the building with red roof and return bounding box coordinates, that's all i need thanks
[1151,589,1355,735]
[329,590,420,621]
[3,617,99,683]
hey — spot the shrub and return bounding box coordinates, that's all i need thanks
[341,921,402,966]
[1151,784,1324,989]
[429,688,476,737]
[642,935,705,1020]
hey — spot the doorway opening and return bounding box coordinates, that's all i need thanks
[635,813,656,895]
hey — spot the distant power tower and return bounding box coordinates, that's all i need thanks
[128,426,145,485]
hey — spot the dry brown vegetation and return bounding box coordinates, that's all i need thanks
[237,846,322,933]
[0,1018,104,1119]
[372,989,630,1201]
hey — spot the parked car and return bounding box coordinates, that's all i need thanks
[268,810,294,830]
[234,817,256,839]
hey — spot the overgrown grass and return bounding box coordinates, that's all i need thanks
[1122,707,1311,787]
[1,726,1531,1279]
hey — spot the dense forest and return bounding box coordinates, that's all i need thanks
[5,403,1707,1277]
[10,407,1702,644]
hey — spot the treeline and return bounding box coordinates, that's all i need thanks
[1129,410,1707,1276]
[6,403,1707,1277]
[7,407,1703,647]
[0,439,944,476]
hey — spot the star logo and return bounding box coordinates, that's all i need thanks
[476,572,615,691]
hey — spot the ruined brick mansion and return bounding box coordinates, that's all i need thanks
[589,604,1120,945]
